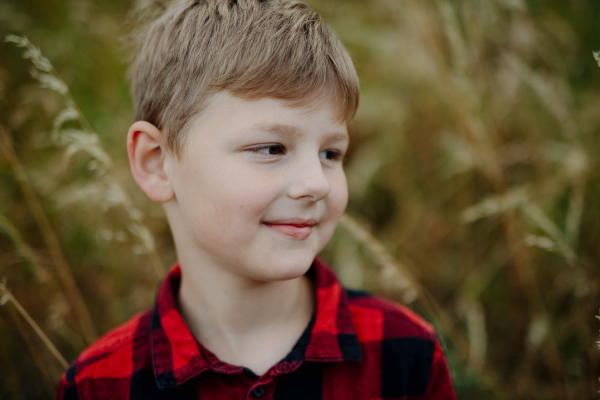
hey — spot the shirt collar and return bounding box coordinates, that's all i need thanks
[150,258,361,390]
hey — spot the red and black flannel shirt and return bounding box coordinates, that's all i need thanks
[56,258,456,400]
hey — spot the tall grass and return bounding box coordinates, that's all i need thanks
[1,0,599,399]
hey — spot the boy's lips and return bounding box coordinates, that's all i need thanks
[262,218,317,240]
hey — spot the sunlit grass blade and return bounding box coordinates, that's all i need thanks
[5,34,164,278]
[0,122,98,343]
[0,281,68,369]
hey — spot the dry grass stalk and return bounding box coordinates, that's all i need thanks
[519,202,576,263]
[460,189,577,264]
[504,53,588,250]
[0,122,98,344]
[504,53,576,139]
[0,212,41,270]
[5,34,164,279]
[338,214,503,394]
[339,214,418,301]
[408,0,504,185]
[0,211,76,341]
[596,311,600,349]
[404,1,573,397]
[0,210,69,299]
[565,177,585,246]
[457,297,487,370]
[0,281,68,369]
[4,300,56,398]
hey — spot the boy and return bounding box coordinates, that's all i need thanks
[56,0,456,398]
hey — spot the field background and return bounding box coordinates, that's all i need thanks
[1,0,600,398]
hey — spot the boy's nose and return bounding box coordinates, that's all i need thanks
[287,157,331,201]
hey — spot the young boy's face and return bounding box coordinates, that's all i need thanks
[164,91,349,282]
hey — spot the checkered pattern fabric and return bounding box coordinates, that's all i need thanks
[56,258,456,399]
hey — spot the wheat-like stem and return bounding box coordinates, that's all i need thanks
[0,212,42,269]
[0,122,98,343]
[4,300,56,398]
[0,281,69,369]
[565,178,585,246]
[5,34,164,279]
[339,214,509,398]
[339,214,418,299]
[0,211,71,315]
[339,215,495,377]
[403,1,573,397]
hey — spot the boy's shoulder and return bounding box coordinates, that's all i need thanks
[311,257,435,342]
[343,286,437,343]
[78,310,151,362]
[56,310,153,398]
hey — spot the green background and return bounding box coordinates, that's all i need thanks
[1,0,600,398]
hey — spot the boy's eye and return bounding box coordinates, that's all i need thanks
[319,149,343,161]
[250,144,286,156]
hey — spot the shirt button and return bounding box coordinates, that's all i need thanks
[252,386,265,398]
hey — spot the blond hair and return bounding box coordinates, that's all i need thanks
[129,0,360,156]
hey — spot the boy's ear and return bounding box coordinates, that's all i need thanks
[127,121,174,203]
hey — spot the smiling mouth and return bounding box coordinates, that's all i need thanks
[262,218,317,240]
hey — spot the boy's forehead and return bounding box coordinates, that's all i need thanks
[246,122,349,142]
[192,90,349,131]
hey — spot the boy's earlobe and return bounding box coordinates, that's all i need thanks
[127,121,175,203]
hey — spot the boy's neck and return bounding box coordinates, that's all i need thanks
[177,254,315,376]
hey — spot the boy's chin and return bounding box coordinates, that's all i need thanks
[246,254,316,282]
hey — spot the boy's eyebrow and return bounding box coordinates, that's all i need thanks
[252,123,349,141]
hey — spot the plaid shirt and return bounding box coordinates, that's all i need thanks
[56,258,456,400]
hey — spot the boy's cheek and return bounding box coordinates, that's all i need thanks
[329,173,349,214]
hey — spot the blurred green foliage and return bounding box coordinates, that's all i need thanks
[1,0,600,399]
